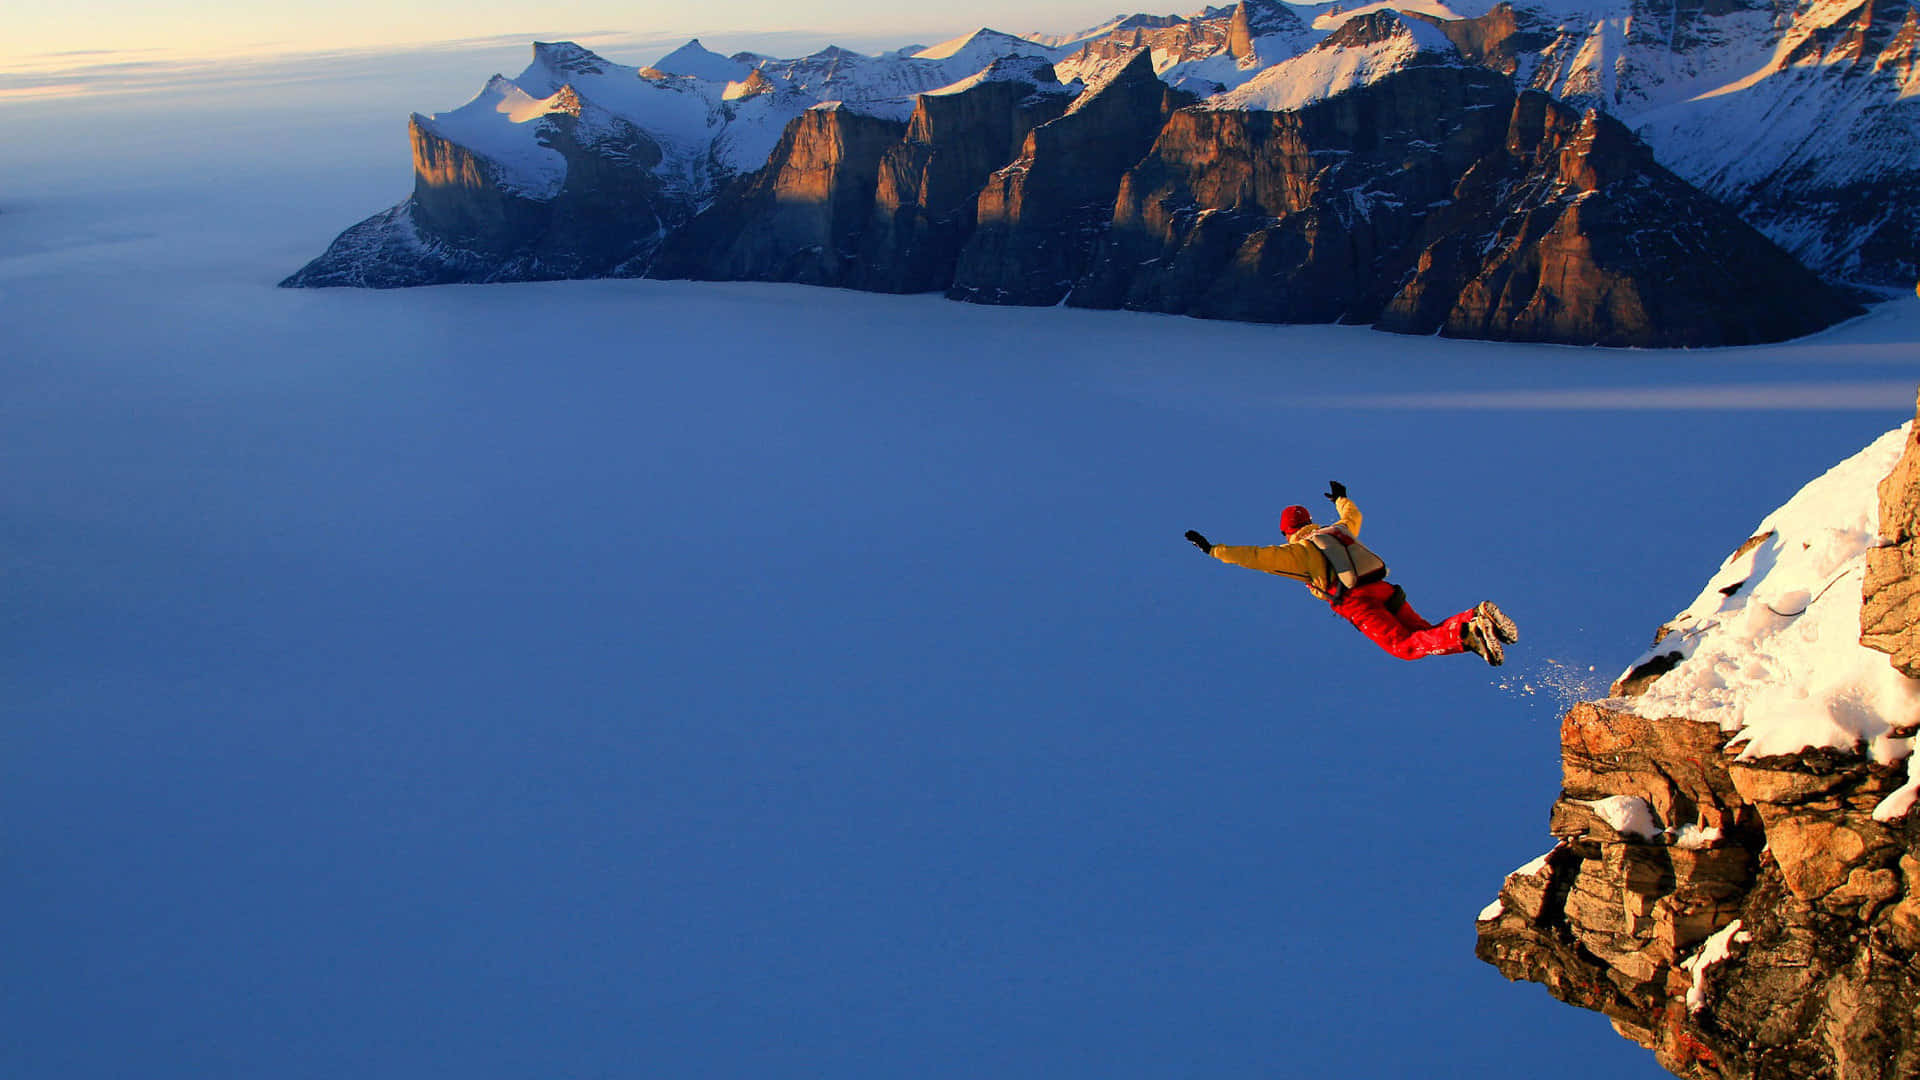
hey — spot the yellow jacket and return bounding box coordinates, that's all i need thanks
[1209,496,1365,600]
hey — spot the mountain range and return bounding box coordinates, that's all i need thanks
[282,0,1920,346]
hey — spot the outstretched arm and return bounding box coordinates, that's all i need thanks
[1207,542,1317,583]
[1326,480,1362,536]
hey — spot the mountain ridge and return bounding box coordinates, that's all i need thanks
[282,1,1914,340]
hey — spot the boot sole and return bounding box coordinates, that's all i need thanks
[1470,618,1505,666]
[1478,602,1519,644]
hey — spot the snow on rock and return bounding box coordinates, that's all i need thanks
[411,76,569,198]
[1480,413,1920,1077]
[1578,795,1661,839]
[925,54,1072,98]
[1681,919,1750,1013]
[400,31,1088,209]
[1203,11,1461,111]
[1617,422,1920,788]
[915,28,1054,64]
[1309,0,1472,30]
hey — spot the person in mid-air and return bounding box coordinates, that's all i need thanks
[1184,481,1517,665]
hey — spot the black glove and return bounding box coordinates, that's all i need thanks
[1324,480,1347,503]
[1184,529,1213,554]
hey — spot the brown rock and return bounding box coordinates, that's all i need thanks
[648,107,907,284]
[854,58,1073,293]
[1558,702,1746,833]
[1766,816,1874,900]
[1729,760,1860,805]
[1862,386,1920,676]
[951,53,1194,306]
[1480,465,1920,1080]
[1384,96,1862,346]
[1888,898,1920,950]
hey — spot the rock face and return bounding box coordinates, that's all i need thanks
[654,36,1857,345]
[1864,390,1920,677]
[284,86,676,287]
[1479,704,1920,1079]
[286,14,1909,342]
[648,107,906,285]
[851,57,1075,293]
[949,53,1195,306]
[1478,418,1920,1080]
[651,61,1077,290]
[1068,55,1858,346]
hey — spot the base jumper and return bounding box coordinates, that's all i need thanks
[1184,481,1518,665]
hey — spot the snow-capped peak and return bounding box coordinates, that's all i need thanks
[1204,9,1461,111]
[520,41,615,96]
[914,27,1053,62]
[649,39,752,83]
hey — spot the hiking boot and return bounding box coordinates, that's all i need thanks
[1463,616,1505,666]
[1477,601,1519,644]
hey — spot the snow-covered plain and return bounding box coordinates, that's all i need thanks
[4,40,1918,1080]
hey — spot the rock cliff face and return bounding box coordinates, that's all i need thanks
[1069,53,1857,346]
[286,15,1906,341]
[850,58,1075,293]
[1865,391,1920,677]
[285,89,677,287]
[647,107,907,286]
[652,34,1856,344]
[278,48,691,288]
[651,60,1075,290]
[1478,398,1920,1080]
[949,53,1195,306]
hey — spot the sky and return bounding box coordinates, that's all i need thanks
[3,0,1129,85]
[5,25,1919,1080]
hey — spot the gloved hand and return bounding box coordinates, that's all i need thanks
[1184,529,1213,554]
[1324,480,1347,503]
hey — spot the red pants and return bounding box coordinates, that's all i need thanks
[1330,581,1472,660]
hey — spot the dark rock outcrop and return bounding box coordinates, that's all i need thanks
[950,53,1195,306]
[850,58,1074,293]
[1863,389,1920,676]
[654,60,1077,292]
[1070,56,1859,346]
[1071,55,1516,325]
[1376,95,1864,347]
[647,107,907,285]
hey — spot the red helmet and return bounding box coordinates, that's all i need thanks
[1280,505,1314,535]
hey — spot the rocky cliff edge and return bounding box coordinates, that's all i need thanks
[1477,389,1920,1079]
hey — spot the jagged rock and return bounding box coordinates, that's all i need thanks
[851,57,1075,293]
[1228,0,1313,61]
[950,52,1194,306]
[284,55,680,288]
[1480,699,1920,1078]
[648,107,907,285]
[1480,436,1920,1079]
[1071,57,1521,323]
[1071,53,1858,346]
[1377,93,1864,346]
[1411,2,1552,77]
[1863,388,1920,675]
